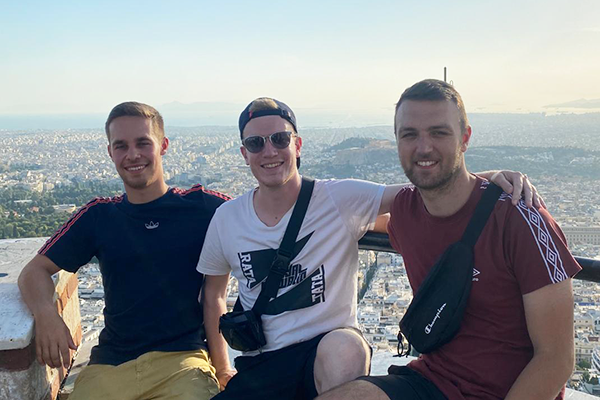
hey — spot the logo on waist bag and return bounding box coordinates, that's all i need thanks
[425,303,447,334]
[473,268,480,282]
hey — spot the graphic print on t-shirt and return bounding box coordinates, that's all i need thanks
[237,232,325,316]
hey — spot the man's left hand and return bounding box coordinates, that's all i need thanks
[488,170,545,208]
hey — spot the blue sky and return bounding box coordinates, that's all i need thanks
[1,0,599,124]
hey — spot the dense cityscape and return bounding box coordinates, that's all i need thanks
[1,112,600,395]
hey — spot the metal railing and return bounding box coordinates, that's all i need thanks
[359,232,600,283]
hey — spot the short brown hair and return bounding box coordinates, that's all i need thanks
[105,102,164,141]
[395,79,469,134]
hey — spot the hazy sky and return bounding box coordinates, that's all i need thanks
[1,0,599,123]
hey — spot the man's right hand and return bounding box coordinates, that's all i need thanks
[18,254,78,370]
[216,367,237,390]
[34,310,78,368]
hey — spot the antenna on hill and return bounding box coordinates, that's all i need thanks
[444,67,454,86]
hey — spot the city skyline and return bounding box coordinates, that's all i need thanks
[1,0,600,129]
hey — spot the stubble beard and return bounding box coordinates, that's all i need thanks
[403,150,464,195]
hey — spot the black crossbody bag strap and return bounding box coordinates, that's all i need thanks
[251,177,315,316]
[460,182,504,247]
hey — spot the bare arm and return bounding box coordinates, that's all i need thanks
[202,273,236,390]
[372,214,390,233]
[378,171,542,216]
[17,254,77,368]
[378,185,408,215]
[504,279,575,400]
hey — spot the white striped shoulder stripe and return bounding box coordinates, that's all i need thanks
[500,194,569,284]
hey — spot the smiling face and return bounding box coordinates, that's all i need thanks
[395,100,471,192]
[107,116,169,201]
[241,115,302,190]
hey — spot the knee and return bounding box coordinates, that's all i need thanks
[316,329,370,373]
[313,329,371,393]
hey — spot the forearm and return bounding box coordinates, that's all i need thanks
[203,292,232,373]
[505,351,574,400]
[18,263,59,318]
[507,279,575,400]
[19,257,77,367]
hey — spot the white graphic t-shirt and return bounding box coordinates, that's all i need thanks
[198,178,385,354]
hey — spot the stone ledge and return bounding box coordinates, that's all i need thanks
[0,238,82,400]
[0,238,47,351]
[0,341,36,371]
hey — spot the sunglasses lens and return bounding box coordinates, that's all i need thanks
[243,132,292,153]
[243,136,265,153]
[270,132,292,149]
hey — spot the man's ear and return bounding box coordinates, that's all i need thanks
[160,137,169,156]
[295,136,302,158]
[107,144,113,159]
[461,125,472,153]
[240,146,249,165]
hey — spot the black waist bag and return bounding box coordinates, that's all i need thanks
[399,183,503,355]
[219,309,266,352]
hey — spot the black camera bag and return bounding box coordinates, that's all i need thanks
[219,308,266,351]
[219,177,315,352]
[399,183,503,355]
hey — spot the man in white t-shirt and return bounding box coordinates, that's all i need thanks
[197,97,540,400]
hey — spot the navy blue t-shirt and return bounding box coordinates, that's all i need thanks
[39,185,229,365]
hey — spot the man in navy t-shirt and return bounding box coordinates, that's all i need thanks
[18,102,233,400]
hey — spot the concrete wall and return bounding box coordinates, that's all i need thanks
[0,239,81,400]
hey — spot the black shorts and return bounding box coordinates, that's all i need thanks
[213,333,326,400]
[358,366,447,400]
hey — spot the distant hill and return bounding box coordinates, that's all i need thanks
[544,99,600,109]
[305,138,600,181]
[328,137,376,151]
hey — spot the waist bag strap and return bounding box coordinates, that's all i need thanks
[251,177,315,316]
[460,182,504,247]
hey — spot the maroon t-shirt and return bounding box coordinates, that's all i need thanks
[388,177,581,400]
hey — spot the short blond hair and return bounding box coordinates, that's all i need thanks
[105,102,164,142]
[248,97,280,113]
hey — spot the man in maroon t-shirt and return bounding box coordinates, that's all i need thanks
[317,80,580,400]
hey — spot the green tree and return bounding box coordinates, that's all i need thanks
[578,359,592,370]
[42,206,55,215]
[582,371,591,383]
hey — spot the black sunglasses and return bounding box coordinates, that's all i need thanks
[242,131,294,154]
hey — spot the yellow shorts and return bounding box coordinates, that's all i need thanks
[69,349,219,400]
